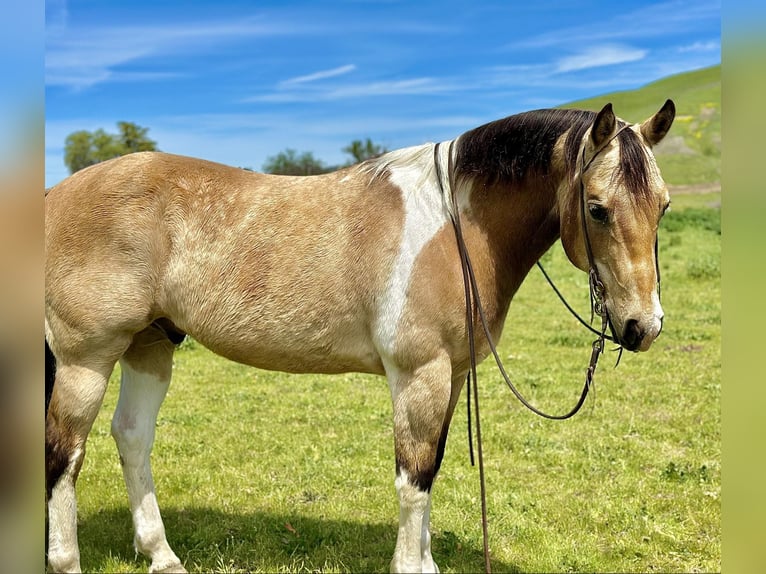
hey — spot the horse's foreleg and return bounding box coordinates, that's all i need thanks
[46,361,113,573]
[111,329,186,574]
[388,357,462,574]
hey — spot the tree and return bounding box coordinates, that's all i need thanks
[260,138,388,176]
[116,121,157,154]
[262,149,330,175]
[63,122,158,174]
[343,138,387,164]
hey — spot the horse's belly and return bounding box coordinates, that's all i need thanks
[163,284,385,375]
[195,325,385,376]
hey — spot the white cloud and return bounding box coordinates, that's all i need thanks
[678,40,720,53]
[506,0,719,50]
[244,77,456,103]
[555,45,648,73]
[327,78,448,98]
[280,64,357,86]
[46,18,312,90]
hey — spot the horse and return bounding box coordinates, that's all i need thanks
[45,100,675,573]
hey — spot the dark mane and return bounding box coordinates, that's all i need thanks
[454,108,652,198]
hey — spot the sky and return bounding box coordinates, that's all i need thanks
[44,0,720,188]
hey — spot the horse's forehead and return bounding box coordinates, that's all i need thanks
[589,128,668,205]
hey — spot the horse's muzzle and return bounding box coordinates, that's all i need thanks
[618,315,663,352]
[621,319,644,351]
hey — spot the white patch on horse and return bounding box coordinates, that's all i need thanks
[111,362,185,573]
[391,470,439,573]
[374,143,453,356]
[47,447,83,573]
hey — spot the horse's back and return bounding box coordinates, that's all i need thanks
[45,152,403,373]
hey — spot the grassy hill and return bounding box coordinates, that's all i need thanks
[561,65,721,186]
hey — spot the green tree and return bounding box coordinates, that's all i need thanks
[261,139,388,176]
[63,122,158,174]
[116,121,157,154]
[343,138,387,164]
[262,149,329,175]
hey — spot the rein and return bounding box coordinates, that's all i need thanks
[433,126,636,573]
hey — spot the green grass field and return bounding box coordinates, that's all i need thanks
[72,193,720,573]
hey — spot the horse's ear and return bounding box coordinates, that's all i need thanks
[640,99,676,147]
[591,103,617,149]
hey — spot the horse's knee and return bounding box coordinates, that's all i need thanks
[395,470,431,508]
[389,357,454,489]
[392,390,452,491]
[46,440,84,572]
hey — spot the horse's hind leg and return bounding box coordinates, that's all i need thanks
[111,325,186,574]
[46,354,119,572]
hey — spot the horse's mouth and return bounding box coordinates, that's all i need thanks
[607,319,642,353]
[620,338,642,353]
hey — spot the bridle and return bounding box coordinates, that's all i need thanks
[433,123,662,573]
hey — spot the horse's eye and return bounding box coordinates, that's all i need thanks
[588,204,608,223]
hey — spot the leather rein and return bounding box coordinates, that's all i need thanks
[432,124,660,572]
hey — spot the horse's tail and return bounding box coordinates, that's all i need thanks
[45,339,56,416]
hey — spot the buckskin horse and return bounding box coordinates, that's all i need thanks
[45,100,675,573]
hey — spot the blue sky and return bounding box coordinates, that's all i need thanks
[45,0,720,187]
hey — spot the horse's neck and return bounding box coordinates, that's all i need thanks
[461,174,562,301]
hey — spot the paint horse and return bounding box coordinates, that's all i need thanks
[45,100,675,573]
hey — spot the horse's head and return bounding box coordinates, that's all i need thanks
[559,100,675,352]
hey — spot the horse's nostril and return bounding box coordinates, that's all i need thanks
[623,319,644,350]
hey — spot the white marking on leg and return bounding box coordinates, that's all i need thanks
[420,496,439,573]
[112,361,186,573]
[391,470,434,574]
[47,449,83,573]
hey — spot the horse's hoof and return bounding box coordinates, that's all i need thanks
[150,562,188,574]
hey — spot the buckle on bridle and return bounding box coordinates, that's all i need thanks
[588,268,607,321]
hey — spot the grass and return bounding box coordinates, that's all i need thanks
[71,190,720,573]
